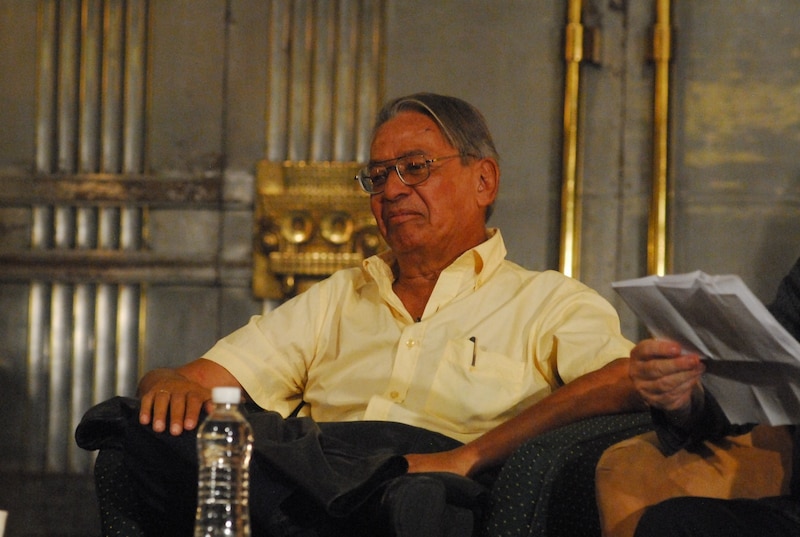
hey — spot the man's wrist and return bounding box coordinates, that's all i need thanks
[663,385,706,430]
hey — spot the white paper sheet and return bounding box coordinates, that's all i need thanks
[613,271,800,425]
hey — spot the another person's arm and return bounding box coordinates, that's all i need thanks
[137,358,242,435]
[629,338,750,454]
[629,338,706,426]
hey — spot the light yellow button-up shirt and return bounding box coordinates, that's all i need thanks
[204,229,633,443]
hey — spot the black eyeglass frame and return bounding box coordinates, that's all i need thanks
[354,153,465,194]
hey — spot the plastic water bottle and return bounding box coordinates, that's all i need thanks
[194,386,254,537]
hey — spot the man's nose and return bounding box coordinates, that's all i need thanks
[382,165,408,195]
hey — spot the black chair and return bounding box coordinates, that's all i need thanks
[482,412,652,537]
[89,412,652,537]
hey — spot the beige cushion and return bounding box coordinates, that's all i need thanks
[595,425,794,537]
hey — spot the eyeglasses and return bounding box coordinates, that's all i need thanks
[354,153,464,194]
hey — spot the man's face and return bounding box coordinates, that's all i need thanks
[368,111,485,258]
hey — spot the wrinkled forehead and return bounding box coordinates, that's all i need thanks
[369,111,451,161]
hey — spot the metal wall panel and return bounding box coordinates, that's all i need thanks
[23,0,150,474]
[1,0,387,479]
[264,0,385,163]
[670,1,800,301]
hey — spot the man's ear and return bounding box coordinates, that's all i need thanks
[476,157,499,205]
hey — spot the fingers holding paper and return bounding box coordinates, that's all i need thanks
[629,338,706,414]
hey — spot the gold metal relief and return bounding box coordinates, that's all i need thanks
[253,160,385,300]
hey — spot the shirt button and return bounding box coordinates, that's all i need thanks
[390,391,399,399]
[405,339,416,348]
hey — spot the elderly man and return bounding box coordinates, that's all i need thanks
[81,93,641,536]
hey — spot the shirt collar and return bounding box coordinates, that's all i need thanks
[361,227,507,290]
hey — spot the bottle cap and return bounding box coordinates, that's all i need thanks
[211,386,242,404]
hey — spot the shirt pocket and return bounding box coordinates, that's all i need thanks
[424,337,526,431]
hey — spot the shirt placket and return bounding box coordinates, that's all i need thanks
[383,322,426,403]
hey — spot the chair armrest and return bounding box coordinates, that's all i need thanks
[482,412,653,537]
[595,424,795,537]
[94,447,146,537]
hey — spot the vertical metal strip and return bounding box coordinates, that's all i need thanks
[265,0,291,161]
[33,0,57,336]
[54,205,76,249]
[50,192,76,472]
[120,203,142,250]
[309,0,336,161]
[47,283,72,472]
[79,0,102,173]
[117,284,140,397]
[98,209,121,249]
[648,0,672,275]
[119,233,143,398]
[29,1,55,469]
[354,0,385,162]
[100,1,125,253]
[287,0,313,161]
[77,6,100,417]
[31,208,54,251]
[50,54,76,471]
[94,284,118,404]
[57,0,80,173]
[373,0,386,110]
[26,282,50,470]
[123,0,147,173]
[559,0,583,279]
[36,0,57,174]
[97,0,121,407]
[332,0,358,161]
[70,283,95,472]
[76,193,98,446]
[74,0,99,464]
[102,0,125,174]
[121,0,148,398]
[54,10,81,460]
[76,203,98,250]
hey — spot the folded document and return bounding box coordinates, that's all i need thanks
[613,271,800,425]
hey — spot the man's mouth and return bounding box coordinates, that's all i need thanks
[384,210,419,225]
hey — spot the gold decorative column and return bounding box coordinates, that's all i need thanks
[648,0,673,275]
[559,0,583,278]
[559,0,600,279]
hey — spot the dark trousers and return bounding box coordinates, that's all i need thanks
[77,397,488,536]
[634,496,800,537]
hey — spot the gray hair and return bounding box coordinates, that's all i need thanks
[372,93,500,164]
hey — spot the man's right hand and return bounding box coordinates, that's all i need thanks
[137,358,242,435]
[629,338,705,419]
